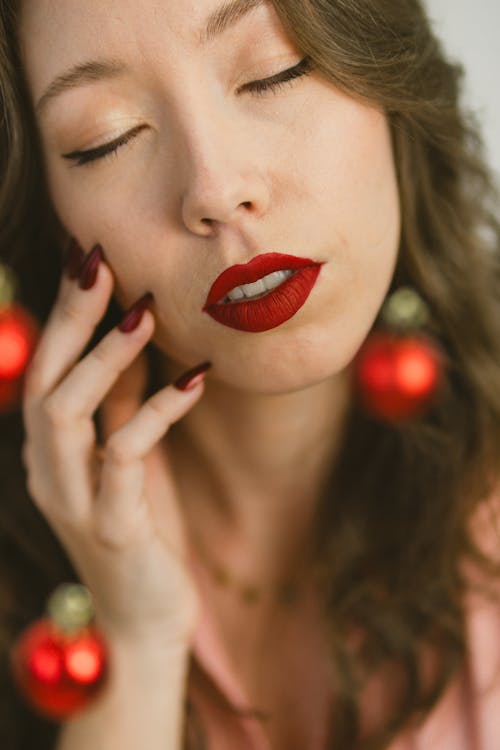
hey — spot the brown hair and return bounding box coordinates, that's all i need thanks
[1,1,500,748]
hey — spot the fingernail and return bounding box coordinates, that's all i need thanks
[78,244,103,290]
[118,292,154,333]
[174,362,212,391]
[64,238,86,279]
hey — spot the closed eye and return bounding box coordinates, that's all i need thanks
[62,57,314,167]
[62,123,148,167]
[240,56,313,97]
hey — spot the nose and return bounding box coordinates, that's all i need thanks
[178,118,271,237]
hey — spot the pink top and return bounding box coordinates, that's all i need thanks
[185,492,500,749]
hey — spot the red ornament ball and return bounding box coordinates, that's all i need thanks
[11,618,108,720]
[0,303,39,380]
[353,332,443,421]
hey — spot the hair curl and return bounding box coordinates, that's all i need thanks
[1,1,500,748]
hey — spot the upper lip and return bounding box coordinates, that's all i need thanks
[203,252,322,308]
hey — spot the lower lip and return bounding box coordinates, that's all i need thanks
[203,265,323,333]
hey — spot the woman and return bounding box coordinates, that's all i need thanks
[1,0,500,748]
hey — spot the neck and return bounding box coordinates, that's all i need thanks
[166,366,351,584]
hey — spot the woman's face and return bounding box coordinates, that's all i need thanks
[20,0,401,393]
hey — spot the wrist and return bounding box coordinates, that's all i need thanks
[96,634,191,704]
[106,632,192,670]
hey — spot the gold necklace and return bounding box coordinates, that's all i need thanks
[189,527,323,608]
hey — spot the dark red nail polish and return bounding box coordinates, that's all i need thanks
[118,292,154,333]
[174,362,212,391]
[64,238,86,279]
[78,244,103,290]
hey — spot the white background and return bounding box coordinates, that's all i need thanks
[423,0,499,180]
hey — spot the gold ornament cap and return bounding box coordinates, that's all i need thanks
[381,286,429,332]
[47,583,95,634]
[0,263,17,309]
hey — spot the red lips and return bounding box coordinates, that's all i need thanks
[202,252,324,333]
[203,252,321,308]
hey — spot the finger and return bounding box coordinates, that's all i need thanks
[34,311,155,519]
[41,307,155,425]
[23,247,114,409]
[92,373,209,547]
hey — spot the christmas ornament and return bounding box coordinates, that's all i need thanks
[10,583,108,720]
[0,262,40,412]
[353,287,444,422]
[0,304,39,379]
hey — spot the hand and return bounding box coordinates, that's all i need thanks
[21,245,208,649]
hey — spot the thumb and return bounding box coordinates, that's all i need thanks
[98,348,150,440]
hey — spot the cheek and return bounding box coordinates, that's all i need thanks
[350,112,400,250]
[48,159,130,228]
[300,99,401,347]
[309,99,400,248]
[47,165,157,272]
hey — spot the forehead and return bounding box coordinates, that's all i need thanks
[19,0,281,103]
[19,0,275,64]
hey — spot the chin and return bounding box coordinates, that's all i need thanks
[209,337,356,396]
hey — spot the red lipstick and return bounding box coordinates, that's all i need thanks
[202,252,324,333]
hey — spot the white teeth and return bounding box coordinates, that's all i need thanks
[224,270,294,302]
[263,270,291,290]
[226,285,245,301]
[240,278,268,297]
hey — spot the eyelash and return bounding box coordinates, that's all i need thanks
[244,55,313,97]
[62,57,313,167]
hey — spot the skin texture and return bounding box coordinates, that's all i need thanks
[19,0,401,607]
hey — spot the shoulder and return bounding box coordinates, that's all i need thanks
[420,481,500,748]
[389,481,500,749]
[463,479,500,699]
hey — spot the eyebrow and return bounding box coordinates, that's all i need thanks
[35,0,266,115]
[200,0,264,45]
